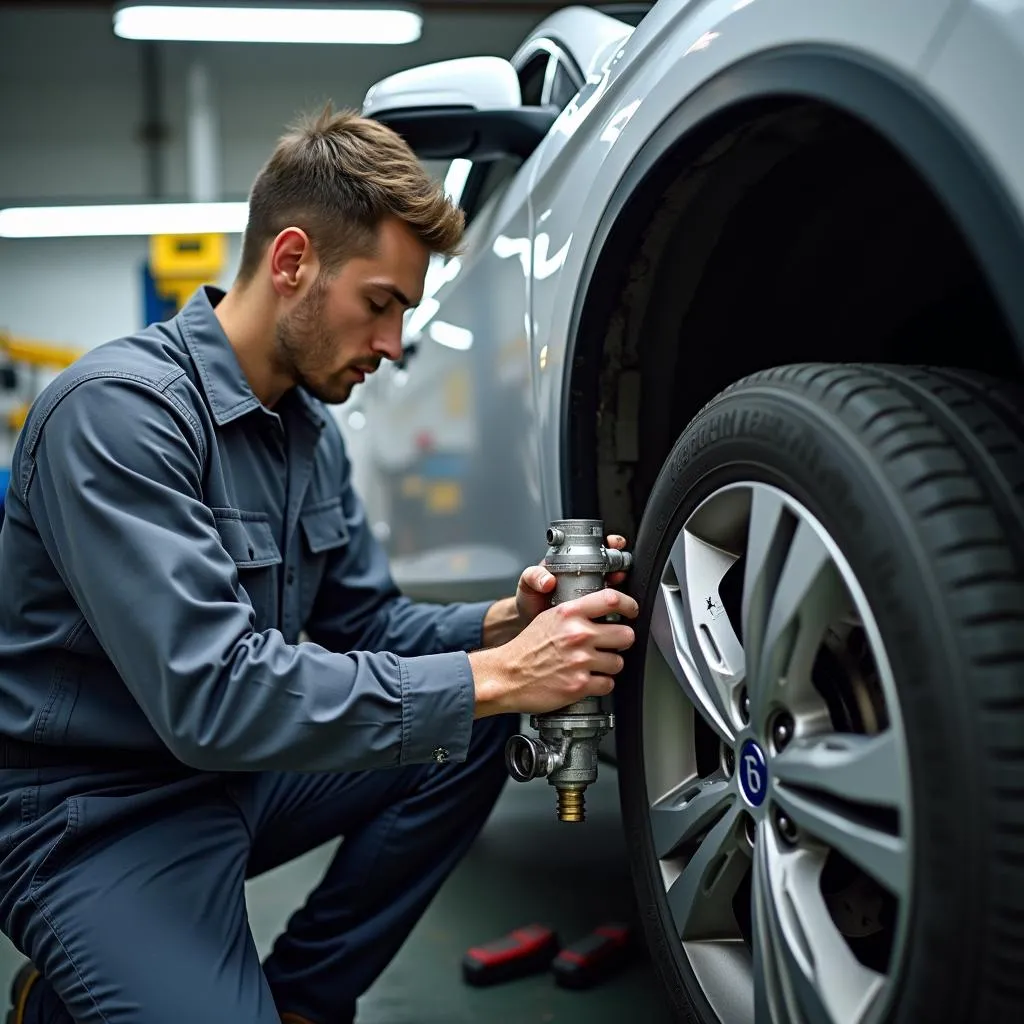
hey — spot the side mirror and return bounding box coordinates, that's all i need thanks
[362,55,558,162]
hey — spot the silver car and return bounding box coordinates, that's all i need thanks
[354,2,1024,1021]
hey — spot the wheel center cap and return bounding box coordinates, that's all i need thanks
[738,739,769,807]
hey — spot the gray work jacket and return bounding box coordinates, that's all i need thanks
[0,286,491,774]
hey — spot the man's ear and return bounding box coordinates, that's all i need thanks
[268,228,319,298]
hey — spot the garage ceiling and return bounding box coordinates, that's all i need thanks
[0,1,645,11]
[1,1,653,206]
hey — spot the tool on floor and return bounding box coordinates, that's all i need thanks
[551,922,634,990]
[461,921,636,991]
[461,924,560,986]
[504,518,632,822]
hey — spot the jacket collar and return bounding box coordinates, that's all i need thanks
[177,285,324,430]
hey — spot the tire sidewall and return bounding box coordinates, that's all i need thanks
[617,384,982,1023]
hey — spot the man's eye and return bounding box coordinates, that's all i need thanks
[368,299,387,315]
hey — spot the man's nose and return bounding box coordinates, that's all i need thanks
[372,322,404,362]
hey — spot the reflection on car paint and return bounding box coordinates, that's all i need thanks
[601,99,642,143]
[428,321,473,351]
[684,30,720,54]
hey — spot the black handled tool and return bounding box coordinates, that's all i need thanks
[551,922,634,989]
[461,924,560,987]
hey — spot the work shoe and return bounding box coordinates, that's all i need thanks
[5,962,40,1024]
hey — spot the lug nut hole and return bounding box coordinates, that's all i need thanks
[771,712,795,752]
[773,806,799,844]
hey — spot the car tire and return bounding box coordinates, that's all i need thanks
[615,363,1024,1024]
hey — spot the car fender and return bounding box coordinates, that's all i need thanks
[525,0,977,521]
[921,0,1024,267]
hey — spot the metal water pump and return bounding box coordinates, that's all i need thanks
[504,519,632,822]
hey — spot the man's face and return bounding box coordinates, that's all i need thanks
[274,216,429,405]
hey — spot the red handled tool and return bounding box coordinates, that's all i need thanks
[461,924,560,986]
[551,922,633,989]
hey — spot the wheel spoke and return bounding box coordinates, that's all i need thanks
[773,731,905,810]
[752,829,885,1024]
[650,583,735,743]
[741,487,793,699]
[746,511,850,725]
[672,529,746,706]
[650,770,735,861]
[752,833,793,1024]
[772,767,908,899]
[666,801,749,941]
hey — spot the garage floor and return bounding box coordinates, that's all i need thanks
[0,762,676,1023]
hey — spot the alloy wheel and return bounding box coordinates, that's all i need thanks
[642,481,912,1024]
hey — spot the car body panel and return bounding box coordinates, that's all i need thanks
[362,160,541,602]
[352,6,634,601]
[922,1,1024,218]
[524,0,964,546]
[350,0,1024,605]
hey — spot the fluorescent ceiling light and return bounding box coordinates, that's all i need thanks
[113,4,422,45]
[0,202,250,238]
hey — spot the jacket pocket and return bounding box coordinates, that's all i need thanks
[213,509,281,567]
[299,497,350,555]
[296,498,349,628]
[212,509,282,630]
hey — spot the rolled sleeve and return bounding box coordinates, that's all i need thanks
[400,649,475,765]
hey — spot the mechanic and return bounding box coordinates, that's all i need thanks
[0,106,639,1024]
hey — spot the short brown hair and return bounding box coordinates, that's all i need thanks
[237,104,464,281]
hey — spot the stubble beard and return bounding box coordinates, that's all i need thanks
[273,276,353,406]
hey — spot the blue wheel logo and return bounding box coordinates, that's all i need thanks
[739,740,768,807]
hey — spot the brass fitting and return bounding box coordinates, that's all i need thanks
[557,786,586,823]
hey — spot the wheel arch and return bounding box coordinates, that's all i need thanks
[561,45,1024,532]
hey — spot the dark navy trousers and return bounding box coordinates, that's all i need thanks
[0,715,517,1023]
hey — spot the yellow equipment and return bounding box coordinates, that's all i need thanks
[150,233,226,311]
[0,332,83,433]
[1,232,225,438]
[0,334,82,371]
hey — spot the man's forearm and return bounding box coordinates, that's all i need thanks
[480,597,524,648]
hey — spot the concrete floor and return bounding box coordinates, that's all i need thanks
[0,762,677,1023]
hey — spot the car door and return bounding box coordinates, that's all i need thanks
[351,43,587,603]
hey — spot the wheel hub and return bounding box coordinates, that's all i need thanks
[737,737,769,809]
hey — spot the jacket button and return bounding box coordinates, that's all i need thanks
[432,747,450,764]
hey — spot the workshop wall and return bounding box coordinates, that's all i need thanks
[0,2,542,479]
[0,4,539,351]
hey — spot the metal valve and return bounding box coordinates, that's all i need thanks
[504,518,632,822]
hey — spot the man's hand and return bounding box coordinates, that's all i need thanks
[514,533,630,626]
[480,534,632,648]
[471,587,639,717]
